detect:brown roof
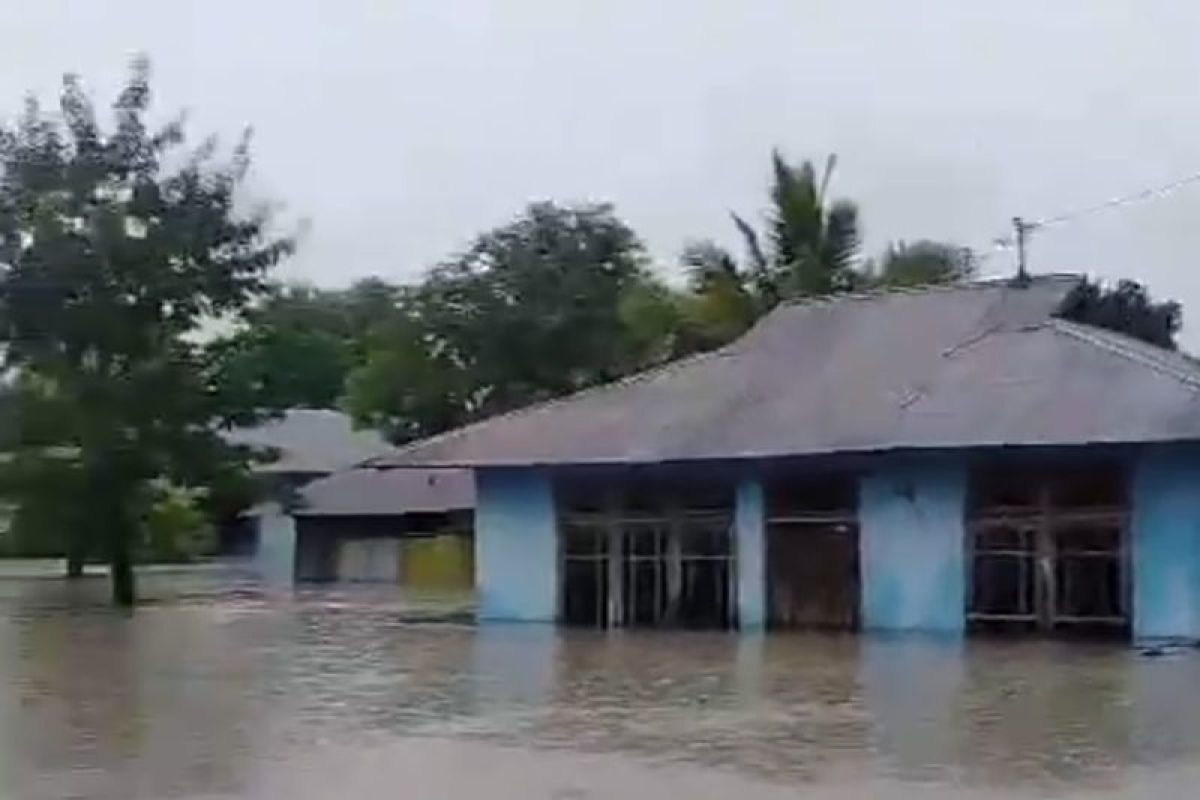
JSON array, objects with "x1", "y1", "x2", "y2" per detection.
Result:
[
  {"x1": 375, "y1": 275, "x2": 1200, "y2": 468},
  {"x1": 294, "y1": 467, "x2": 474, "y2": 517}
]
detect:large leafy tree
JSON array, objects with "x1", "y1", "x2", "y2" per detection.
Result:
[
  {"x1": 214, "y1": 286, "x2": 354, "y2": 411},
  {"x1": 214, "y1": 277, "x2": 408, "y2": 412},
  {"x1": 347, "y1": 202, "x2": 660, "y2": 441},
  {"x1": 0, "y1": 60, "x2": 291, "y2": 604}
]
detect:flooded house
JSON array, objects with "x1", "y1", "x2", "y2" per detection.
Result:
[
  {"x1": 292, "y1": 466, "x2": 474, "y2": 589},
  {"x1": 377, "y1": 275, "x2": 1200, "y2": 643},
  {"x1": 222, "y1": 409, "x2": 395, "y2": 582}
]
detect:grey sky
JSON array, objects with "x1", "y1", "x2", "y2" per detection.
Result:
[{"x1": 4, "y1": 1, "x2": 1200, "y2": 344}]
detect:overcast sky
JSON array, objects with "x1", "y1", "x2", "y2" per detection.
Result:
[{"x1": 4, "y1": 1, "x2": 1200, "y2": 344}]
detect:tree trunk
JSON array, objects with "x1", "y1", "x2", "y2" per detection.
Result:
[
  {"x1": 66, "y1": 530, "x2": 86, "y2": 578},
  {"x1": 110, "y1": 535, "x2": 135, "y2": 607},
  {"x1": 85, "y1": 443, "x2": 139, "y2": 607},
  {"x1": 103, "y1": 491, "x2": 136, "y2": 607}
]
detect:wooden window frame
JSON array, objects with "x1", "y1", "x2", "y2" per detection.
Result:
[
  {"x1": 965, "y1": 469, "x2": 1130, "y2": 633},
  {"x1": 557, "y1": 490, "x2": 736, "y2": 630}
]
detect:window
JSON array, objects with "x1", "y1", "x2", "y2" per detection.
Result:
[
  {"x1": 561, "y1": 521, "x2": 610, "y2": 627},
  {"x1": 969, "y1": 521, "x2": 1036, "y2": 620},
  {"x1": 966, "y1": 463, "x2": 1129, "y2": 636},
  {"x1": 557, "y1": 478, "x2": 736, "y2": 629}
]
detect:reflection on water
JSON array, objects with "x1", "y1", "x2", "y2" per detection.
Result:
[{"x1": 1, "y1": 565, "x2": 1200, "y2": 799}]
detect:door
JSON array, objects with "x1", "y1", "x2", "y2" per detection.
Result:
[
  {"x1": 767, "y1": 521, "x2": 860, "y2": 630},
  {"x1": 764, "y1": 472, "x2": 861, "y2": 631}
]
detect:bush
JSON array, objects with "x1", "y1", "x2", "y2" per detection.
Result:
[{"x1": 139, "y1": 484, "x2": 217, "y2": 563}]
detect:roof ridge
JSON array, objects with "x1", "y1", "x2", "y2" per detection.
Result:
[
  {"x1": 372, "y1": 343, "x2": 741, "y2": 468},
  {"x1": 1050, "y1": 319, "x2": 1200, "y2": 392},
  {"x1": 771, "y1": 273, "x2": 1082, "y2": 311}
]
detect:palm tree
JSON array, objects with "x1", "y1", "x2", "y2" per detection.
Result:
[{"x1": 732, "y1": 150, "x2": 862, "y2": 304}]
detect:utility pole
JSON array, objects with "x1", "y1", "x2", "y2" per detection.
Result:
[{"x1": 1012, "y1": 216, "x2": 1033, "y2": 286}]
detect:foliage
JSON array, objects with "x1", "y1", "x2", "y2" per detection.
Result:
[
  {"x1": 139, "y1": 482, "x2": 216, "y2": 562},
  {"x1": 212, "y1": 277, "x2": 409, "y2": 412},
  {"x1": 677, "y1": 240, "x2": 761, "y2": 351},
  {"x1": 864, "y1": 240, "x2": 977, "y2": 288},
  {"x1": 0, "y1": 59, "x2": 290, "y2": 603},
  {"x1": 346, "y1": 202, "x2": 660, "y2": 442},
  {"x1": 673, "y1": 153, "x2": 969, "y2": 356},
  {"x1": 616, "y1": 276, "x2": 688, "y2": 366},
  {"x1": 1056, "y1": 278, "x2": 1182, "y2": 350},
  {"x1": 213, "y1": 286, "x2": 354, "y2": 411},
  {"x1": 732, "y1": 151, "x2": 862, "y2": 304},
  {"x1": 345, "y1": 311, "x2": 471, "y2": 442},
  {"x1": 258, "y1": 153, "x2": 989, "y2": 443},
  {"x1": 0, "y1": 450, "x2": 85, "y2": 558}
]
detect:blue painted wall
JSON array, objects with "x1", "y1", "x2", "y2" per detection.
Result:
[
  {"x1": 736, "y1": 478, "x2": 766, "y2": 629},
  {"x1": 1132, "y1": 449, "x2": 1200, "y2": 642},
  {"x1": 475, "y1": 469, "x2": 558, "y2": 622},
  {"x1": 254, "y1": 502, "x2": 296, "y2": 586},
  {"x1": 859, "y1": 459, "x2": 967, "y2": 634}
]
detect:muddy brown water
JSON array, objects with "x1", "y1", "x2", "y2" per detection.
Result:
[{"x1": 1, "y1": 564, "x2": 1199, "y2": 799}]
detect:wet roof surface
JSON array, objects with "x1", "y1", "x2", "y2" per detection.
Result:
[{"x1": 379, "y1": 276, "x2": 1200, "y2": 468}]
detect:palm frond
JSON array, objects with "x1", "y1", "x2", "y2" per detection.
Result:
[
  {"x1": 821, "y1": 199, "x2": 861, "y2": 274},
  {"x1": 817, "y1": 154, "x2": 838, "y2": 207},
  {"x1": 731, "y1": 212, "x2": 767, "y2": 274}
]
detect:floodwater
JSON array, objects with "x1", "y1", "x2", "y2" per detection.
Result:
[{"x1": 2, "y1": 565, "x2": 1200, "y2": 799}]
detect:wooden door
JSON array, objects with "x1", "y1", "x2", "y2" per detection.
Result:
[{"x1": 767, "y1": 521, "x2": 860, "y2": 630}]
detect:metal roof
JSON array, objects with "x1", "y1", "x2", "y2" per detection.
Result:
[
  {"x1": 375, "y1": 275, "x2": 1200, "y2": 468},
  {"x1": 224, "y1": 409, "x2": 394, "y2": 475},
  {"x1": 294, "y1": 467, "x2": 474, "y2": 517}
]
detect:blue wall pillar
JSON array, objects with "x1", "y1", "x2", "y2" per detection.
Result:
[
  {"x1": 253, "y1": 501, "x2": 296, "y2": 587},
  {"x1": 1132, "y1": 450, "x2": 1200, "y2": 643},
  {"x1": 736, "y1": 477, "x2": 766, "y2": 629},
  {"x1": 475, "y1": 469, "x2": 558, "y2": 622},
  {"x1": 859, "y1": 459, "x2": 967, "y2": 634}
]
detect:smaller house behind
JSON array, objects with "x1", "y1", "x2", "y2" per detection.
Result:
[
  {"x1": 293, "y1": 467, "x2": 474, "y2": 589},
  {"x1": 221, "y1": 409, "x2": 395, "y2": 580}
]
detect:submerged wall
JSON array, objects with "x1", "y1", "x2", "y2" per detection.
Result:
[
  {"x1": 475, "y1": 469, "x2": 557, "y2": 621},
  {"x1": 859, "y1": 459, "x2": 967, "y2": 634},
  {"x1": 1132, "y1": 449, "x2": 1200, "y2": 643},
  {"x1": 470, "y1": 447, "x2": 1200, "y2": 640}
]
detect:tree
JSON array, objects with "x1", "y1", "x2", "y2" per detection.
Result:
[
  {"x1": 0, "y1": 60, "x2": 291, "y2": 604},
  {"x1": 346, "y1": 202, "x2": 659, "y2": 441},
  {"x1": 733, "y1": 151, "x2": 862, "y2": 303},
  {"x1": 676, "y1": 240, "x2": 762, "y2": 351},
  {"x1": 864, "y1": 240, "x2": 977, "y2": 288},
  {"x1": 140, "y1": 482, "x2": 217, "y2": 563},
  {"x1": 213, "y1": 277, "x2": 409, "y2": 413},
  {"x1": 0, "y1": 448, "x2": 88, "y2": 561},
  {"x1": 642, "y1": 151, "x2": 866, "y2": 358},
  {"x1": 213, "y1": 285, "x2": 355, "y2": 411},
  {"x1": 1056, "y1": 278, "x2": 1182, "y2": 350},
  {"x1": 616, "y1": 275, "x2": 688, "y2": 368}
]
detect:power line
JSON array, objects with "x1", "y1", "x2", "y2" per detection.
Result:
[
  {"x1": 968, "y1": 167, "x2": 1200, "y2": 274},
  {"x1": 1035, "y1": 169, "x2": 1200, "y2": 230}
]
